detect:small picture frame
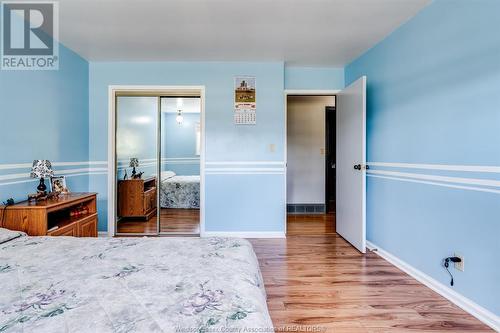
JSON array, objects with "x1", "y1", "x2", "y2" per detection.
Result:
[{"x1": 50, "y1": 176, "x2": 69, "y2": 194}]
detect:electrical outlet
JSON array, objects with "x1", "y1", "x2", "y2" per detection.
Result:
[{"x1": 454, "y1": 253, "x2": 464, "y2": 272}]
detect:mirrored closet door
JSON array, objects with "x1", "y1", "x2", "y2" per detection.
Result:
[
  {"x1": 115, "y1": 94, "x2": 201, "y2": 236},
  {"x1": 159, "y1": 97, "x2": 201, "y2": 234},
  {"x1": 116, "y1": 96, "x2": 159, "y2": 235}
]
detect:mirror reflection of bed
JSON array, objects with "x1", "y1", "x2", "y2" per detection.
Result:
[
  {"x1": 159, "y1": 172, "x2": 199, "y2": 233},
  {"x1": 160, "y1": 97, "x2": 200, "y2": 234},
  {"x1": 115, "y1": 95, "x2": 200, "y2": 235}
]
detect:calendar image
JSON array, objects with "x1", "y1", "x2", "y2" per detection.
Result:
[
  {"x1": 234, "y1": 76, "x2": 256, "y2": 110},
  {"x1": 234, "y1": 109, "x2": 256, "y2": 125}
]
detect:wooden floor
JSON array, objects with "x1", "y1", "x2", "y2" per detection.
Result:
[
  {"x1": 117, "y1": 208, "x2": 199, "y2": 234},
  {"x1": 249, "y1": 214, "x2": 491, "y2": 332},
  {"x1": 161, "y1": 209, "x2": 200, "y2": 233},
  {"x1": 287, "y1": 212, "x2": 335, "y2": 235}
]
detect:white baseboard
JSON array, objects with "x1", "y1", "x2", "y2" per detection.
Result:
[
  {"x1": 366, "y1": 241, "x2": 500, "y2": 331},
  {"x1": 202, "y1": 231, "x2": 286, "y2": 238},
  {"x1": 97, "y1": 231, "x2": 286, "y2": 238}
]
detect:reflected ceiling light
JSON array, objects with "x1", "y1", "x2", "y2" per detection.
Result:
[
  {"x1": 132, "y1": 116, "x2": 151, "y2": 124},
  {"x1": 176, "y1": 109, "x2": 184, "y2": 125}
]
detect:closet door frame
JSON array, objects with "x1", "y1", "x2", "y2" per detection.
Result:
[{"x1": 108, "y1": 86, "x2": 206, "y2": 237}]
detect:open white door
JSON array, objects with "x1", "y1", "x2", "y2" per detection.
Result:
[{"x1": 336, "y1": 76, "x2": 367, "y2": 253}]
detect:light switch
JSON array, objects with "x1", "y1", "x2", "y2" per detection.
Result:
[{"x1": 269, "y1": 144, "x2": 276, "y2": 152}]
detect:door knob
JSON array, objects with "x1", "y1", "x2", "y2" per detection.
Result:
[{"x1": 354, "y1": 164, "x2": 361, "y2": 170}]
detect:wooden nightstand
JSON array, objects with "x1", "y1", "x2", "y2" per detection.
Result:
[
  {"x1": 118, "y1": 177, "x2": 157, "y2": 220},
  {"x1": 1, "y1": 193, "x2": 98, "y2": 237}
]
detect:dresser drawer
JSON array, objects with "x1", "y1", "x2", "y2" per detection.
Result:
[
  {"x1": 47, "y1": 222, "x2": 78, "y2": 237},
  {"x1": 143, "y1": 188, "x2": 156, "y2": 213},
  {"x1": 78, "y1": 214, "x2": 98, "y2": 237},
  {"x1": 149, "y1": 188, "x2": 157, "y2": 209}
]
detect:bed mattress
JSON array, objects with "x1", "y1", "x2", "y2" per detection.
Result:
[
  {"x1": 0, "y1": 232, "x2": 272, "y2": 332},
  {"x1": 160, "y1": 175, "x2": 200, "y2": 209}
]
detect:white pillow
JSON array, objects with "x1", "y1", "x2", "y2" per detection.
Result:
[
  {"x1": 0, "y1": 228, "x2": 26, "y2": 244},
  {"x1": 161, "y1": 171, "x2": 176, "y2": 181}
]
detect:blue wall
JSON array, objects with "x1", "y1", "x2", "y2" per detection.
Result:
[
  {"x1": 346, "y1": 0, "x2": 500, "y2": 315},
  {"x1": 116, "y1": 96, "x2": 158, "y2": 179},
  {"x1": 89, "y1": 62, "x2": 286, "y2": 232},
  {"x1": 162, "y1": 113, "x2": 200, "y2": 175},
  {"x1": 0, "y1": 44, "x2": 89, "y2": 203},
  {"x1": 285, "y1": 66, "x2": 344, "y2": 90}
]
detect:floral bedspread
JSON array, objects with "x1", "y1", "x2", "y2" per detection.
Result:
[
  {"x1": 160, "y1": 176, "x2": 200, "y2": 209},
  {"x1": 0, "y1": 235, "x2": 272, "y2": 332}
]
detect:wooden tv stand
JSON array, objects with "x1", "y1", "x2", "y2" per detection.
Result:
[{"x1": 1, "y1": 193, "x2": 98, "y2": 237}]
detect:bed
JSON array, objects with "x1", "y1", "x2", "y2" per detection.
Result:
[
  {"x1": 0, "y1": 228, "x2": 273, "y2": 332},
  {"x1": 160, "y1": 171, "x2": 200, "y2": 209}
]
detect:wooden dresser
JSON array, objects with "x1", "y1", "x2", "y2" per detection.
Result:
[
  {"x1": 118, "y1": 177, "x2": 157, "y2": 219},
  {"x1": 1, "y1": 193, "x2": 98, "y2": 237}
]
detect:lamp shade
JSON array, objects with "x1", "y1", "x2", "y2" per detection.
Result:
[
  {"x1": 129, "y1": 158, "x2": 139, "y2": 168},
  {"x1": 30, "y1": 160, "x2": 54, "y2": 179}
]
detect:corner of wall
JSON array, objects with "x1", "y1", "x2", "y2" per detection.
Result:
[{"x1": 0, "y1": 39, "x2": 91, "y2": 202}]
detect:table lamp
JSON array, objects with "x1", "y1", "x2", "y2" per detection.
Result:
[
  {"x1": 30, "y1": 160, "x2": 54, "y2": 193},
  {"x1": 130, "y1": 158, "x2": 139, "y2": 178}
]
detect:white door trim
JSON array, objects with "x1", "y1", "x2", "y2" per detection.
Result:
[
  {"x1": 107, "y1": 85, "x2": 206, "y2": 237},
  {"x1": 284, "y1": 89, "x2": 340, "y2": 235}
]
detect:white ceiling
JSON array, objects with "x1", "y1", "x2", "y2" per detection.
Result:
[{"x1": 58, "y1": 0, "x2": 431, "y2": 66}]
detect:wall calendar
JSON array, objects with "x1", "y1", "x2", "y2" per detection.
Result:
[{"x1": 234, "y1": 76, "x2": 256, "y2": 125}]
